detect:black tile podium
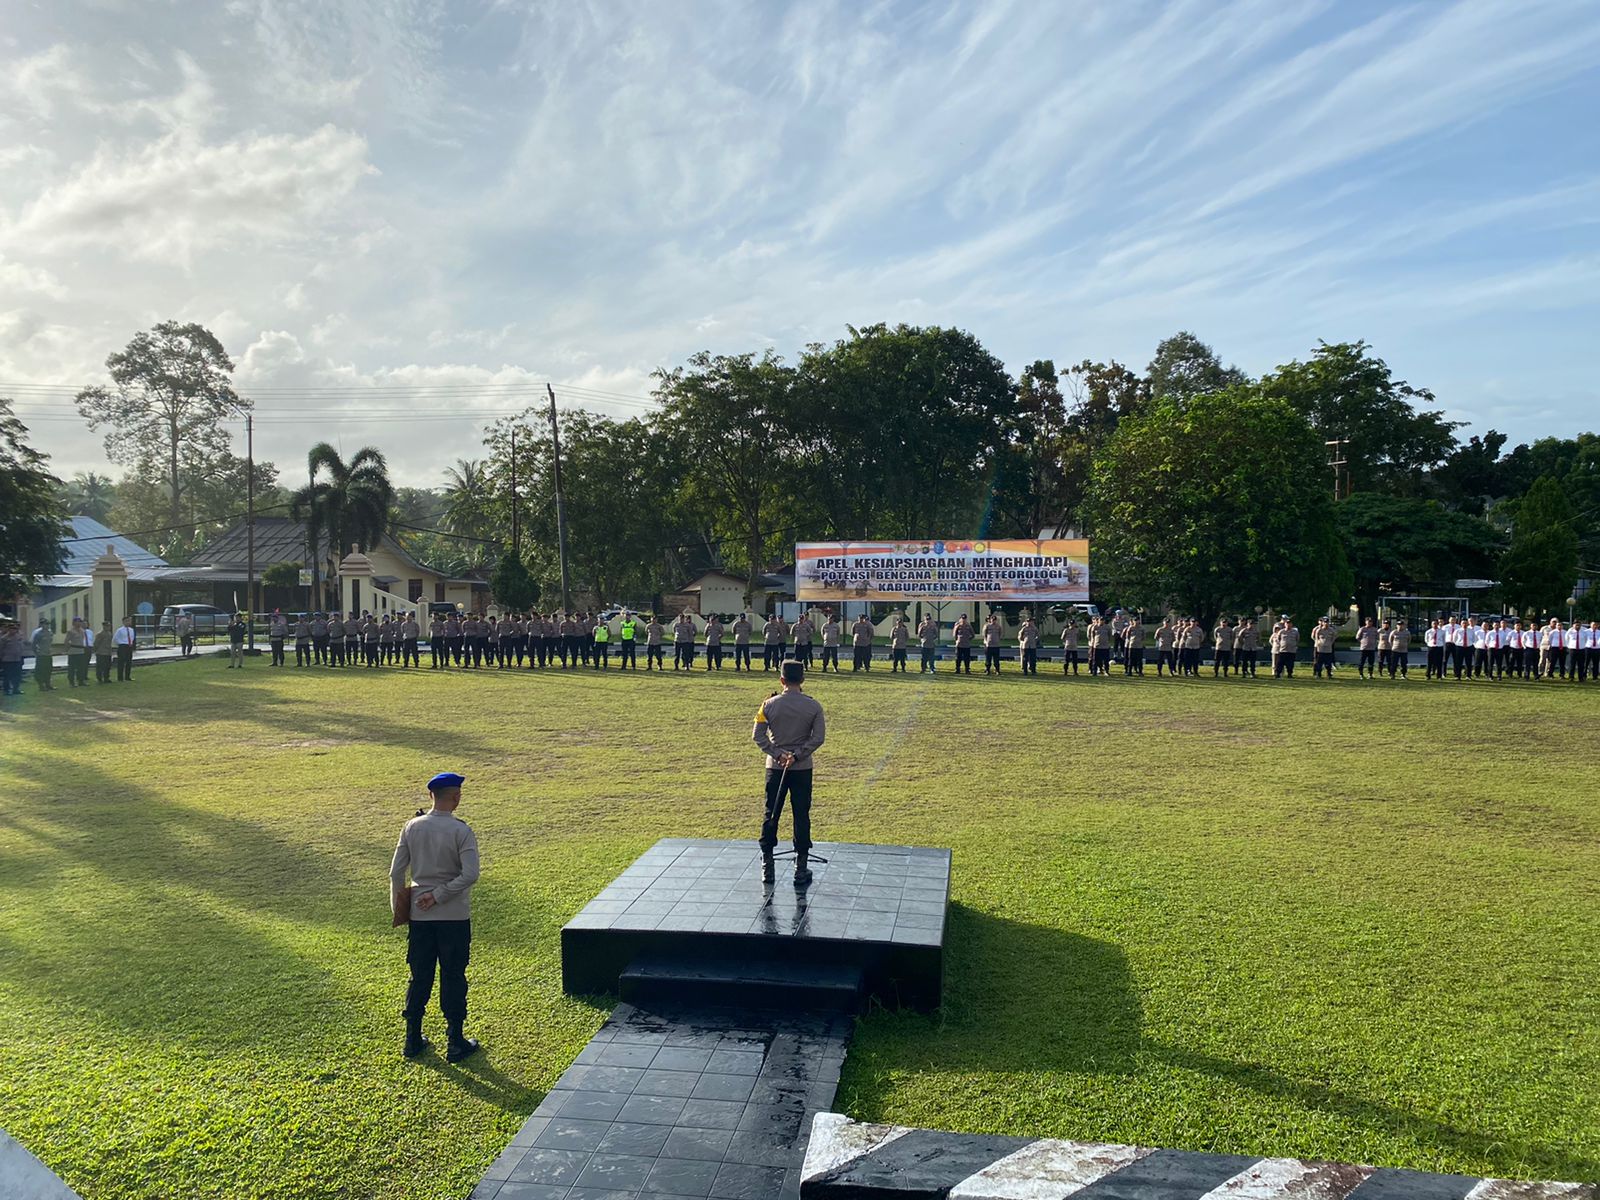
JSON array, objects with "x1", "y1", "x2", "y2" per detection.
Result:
[{"x1": 561, "y1": 839, "x2": 950, "y2": 1012}]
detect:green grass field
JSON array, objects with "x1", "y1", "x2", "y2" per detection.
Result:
[{"x1": 1, "y1": 658, "x2": 1597, "y2": 1198}]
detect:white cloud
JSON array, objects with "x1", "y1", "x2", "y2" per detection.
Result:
[
  {"x1": 4, "y1": 124, "x2": 375, "y2": 264},
  {"x1": 0, "y1": 256, "x2": 68, "y2": 300}
]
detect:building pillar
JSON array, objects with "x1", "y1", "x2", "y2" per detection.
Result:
[
  {"x1": 90, "y1": 545, "x2": 130, "y2": 635},
  {"x1": 339, "y1": 548, "x2": 375, "y2": 619}
]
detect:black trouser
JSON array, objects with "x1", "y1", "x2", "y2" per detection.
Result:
[
  {"x1": 1313, "y1": 651, "x2": 1334, "y2": 677},
  {"x1": 405, "y1": 919, "x2": 471, "y2": 1025},
  {"x1": 983, "y1": 647, "x2": 1000, "y2": 673},
  {"x1": 707, "y1": 644, "x2": 723, "y2": 669},
  {"x1": 346, "y1": 638, "x2": 360, "y2": 667},
  {"x1": 760, "y1": 768, "x2": 812, "y2": 855},
  {"x1": 675, "y1": 642, "x2": 694, "y2": 669},
  {"x1": 1215, "y1": 650, "x2": 1233, "y2": 676},
  {"x1": 295, "y1": 641, "x2": 310, "y2": 666},
  {"x1": 892, "y1": 647, "x2": 908, "y2": 672},
  {"x1": 595, "y1": 642, "x2": 610, "y2": 667},
  {"x1": 763, "y1": 643, "x2": 782, "y2": 670},
  {"x1": 364, "y1": 641, "x2": 379, "y2": 665},
  {"x1": 921, "y1": 646, "x2": 935, "y2": 672},
  {"x1": 1474, "y1": 647, "x2": 1490, "y2": 677},
  {"x1": 796, "y1": 642, "x2": 814, "y2": 667},
  {"x1": 820, "y1": 646, "x2": 838, "y2": 671},
  {"x1": 1391, "y1": 650, "x2": 1406, "y2": 677},
  {"x1": 567, "y1": 635, "x2": 585, "y2": 666},
  {"x1": 1126, "y1": 647, "x2": 1144, "y2": 675},
  {"x1": 1240, "y1": 649, "x2": 1258, "y2": 676},
  {"x1": 117, "y1": 645, "x2": 134, "y2": 680},
  {"x1": 1425, "y1": 647, "x2": 1442, "y2": 678},
  {"x1": 736, "y1": 644, "x2": 752, "y2": 669},
  {"x1": 578, "y1": 636, "x2": 590, "y2": 667},
  {"x1": 1093, "y1": 648, "x2": 1112, "y2": 675},
  {"x1": 1157, "y1": 649, "x2": 1174, "y2": 674},
  {"x1": 403, "y1": 638, "x2": 419, "y2": 667},
  {"x1": 67, "y1": 653, "x2": 88, "y2": 685},
  {"x1": 1062, "y1": 648, "x2": 1079, "y2": 674},
  {"x1": 854, "y1": 645, "x2": 872, "y2": 671},
  {"x1": 430, "y1": 639, "x2": 442, "y2": 667},
  {"x1": 619, "y1": 641, "x2": 636, "y2": 669},
  {"x1": 180, "y1": 634, "x2": 194, "y2": 657},
  {"x1": 313, "y1": 635, "x2": 329, "y2": 664},
  {"x1": 647, "y1": 645, "x2": 664, "y2": 668},
  {"x1": 955, "y1": 646, "x2": 972, "y2": 673},
  {"x1": 94, "y1": 653, "x2": 111, "y2": 683},
  {"x1": 1273, "y1": 652, "x2": 1295, "y2": 677},
  {"x1": 271, "y1": 639, "x2": 285, "y2": 666},
  {"x1": 1021, "y1": 647, "x2": 1037, "y2": 674},
  {"x1": 1359, "y1": 648, "x2": 1375, "y2": 675}
]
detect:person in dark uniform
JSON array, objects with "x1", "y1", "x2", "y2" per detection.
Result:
[
  {"x1": 753, "y1": 661, "x2": 826, "y2": 886},
  {"x1": 344, "y1": 611, "x2": 361, "y2": 668},
  {"x1": 402, "y1": 612, "x2": 421, "y2": 668},
  {"x1": 888, "y1": 615, "x2": 909, "y2": 672},
  {"x1": 704, "y1": 614, "x2": 724, "y2": 670},
  {"x1": 312, "y1": 612, "x2": 330, "y2": 664},
  {"x1": 391, "y1": 772, "x2": 481, "y2": 1063}
]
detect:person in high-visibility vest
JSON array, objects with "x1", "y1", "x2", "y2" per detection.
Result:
[
  {"x1": 618, "y1": 613, "x2": 638, "y2": 670},
  {"x1": 593, "y1": 617, "x2": 611, "y2": 669}
]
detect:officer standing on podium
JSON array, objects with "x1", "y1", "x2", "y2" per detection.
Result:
[{"x1": 753, "y1": 661, "x2": 827, "y2": 887}]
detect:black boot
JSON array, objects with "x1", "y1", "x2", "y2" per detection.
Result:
[
  {"x1": 760, "y1": 851, "x2": 775, "y2": 884},
  {"x1": 446, "y1": 1021, "x2": 480, "y2": 1063},
  {"x1": 792, "y1": 851, "x2": 812, "y2": 888},
  {"x1": 402, "y1": 1013, "x2": 430, "y2": 1059}
]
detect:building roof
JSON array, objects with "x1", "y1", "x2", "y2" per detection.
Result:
[
  {"x1": 196, "y1": 517, "x2": 327, "y2": 570},
  {"x1": 678, "y1": 570, "x2": 749, "y2": 591},
  {"x1": 59, "y1": 516, "x2": 167, "y2": 572}
]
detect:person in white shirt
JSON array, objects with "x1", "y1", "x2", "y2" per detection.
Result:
[
  {"x1": 1521, "y1": 621, "x2": 1540, "y2": 679},
  {"x1": 1471, "y1": 621, "x2": 1490, "y2": 678},
  {"x1": 1584, "y1": 621, "x2": 1600, "y2": 683},
  {"x1": 1538, "y1": 621, "x2": 1561, "y2": 679},
  {"x1": 113, "y1": 616, "x2": 137, "y2": 682},
  {"x1": 1423, "y1": 620, "x2": 1443, "y2": 680},
  {"x1": 1441, "y1": 619, "x2": 1462, "y2": 679}
]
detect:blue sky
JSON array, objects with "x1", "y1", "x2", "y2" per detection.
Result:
[{"x1": 2, "y1": 0, "x2": 1598, "y2": 486}]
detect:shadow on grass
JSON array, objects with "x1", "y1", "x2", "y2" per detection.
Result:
[
  {"x1": 412, "y1": 1050, "x2": 543, "y2": 1114},
  {"x1": 0, "y1": 754, "x2": 381, "y2": 1045},
  {"x1": 842, "y1": 904, "x2": 1600, "y2": 1181}
]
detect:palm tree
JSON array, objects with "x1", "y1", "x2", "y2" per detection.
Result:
[
  {"x1": 290, "y1": 444, "x2": 393, "y2": 608},
  {"x1": 443, "y1": 458, "x2": 491, "y2": 538},
  {"x1": 65, "y1": 471, "x2": 116, "y2": 522}
]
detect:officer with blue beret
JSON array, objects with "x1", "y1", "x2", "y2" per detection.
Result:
[{"x1": 390, "y1": 772, "x2": 481, "y2": 1061}]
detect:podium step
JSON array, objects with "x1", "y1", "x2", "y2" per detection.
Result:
[{"x1": 620, "y1": 952, "x2": 865, "y2": 1013}]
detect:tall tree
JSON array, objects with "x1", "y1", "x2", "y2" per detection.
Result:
[
  {"x1": 74, "y1": 322, "x2": 248, "y2": 529},
  {"x1": 1257, "y1": 341, "x2": 1459, "y2": 496},
  {"x1": 1052, "y1": 359, "x2": 1150, "y2": 531},
  {"x1": 1429, "y1": 430, "x2": 1509, "y2": 514},
  {"x1": 655, "y1": 350, "x2": 795, "y2": 603},
  {"x1": 1145, "y1": 331, "x2": 1246, "y2": 403},
  {"x1": 0, "y1": 398, "x2": 69, "y2": 596},
  {"x1": 289, "y1": 444, "x2": 393, "y2": 607},
  {"x1": 1336, "y1": 493, "x2": 1500, "y2": 620},
  {"x1": 107, "y1": 453, "x2": 281, "y2": 563},
  {"x1": 442, "y1": 458, "x2": 496, "y2": 541},
  {"x1": 1084, "y1": 386, "x2": 1350, "y2": 627},
  {"x1": 791, "y1": 324, "x2": 1017, "y2": 540},
  {"x1": 1001, "y1": 360, "x2": 1070, "y2": 536},
  {"x1": 1498, "y1": 476, "x2": 1579, "y2": 617}
]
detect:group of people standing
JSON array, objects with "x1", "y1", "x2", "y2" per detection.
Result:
[
  {"x1": 260, "y1": 612, "x2": 424, "y2": 669},
  {"x1": 1418, "y1": 615, "x2": 1600, "y2": 681},
  {"x1": 0, "y1": 615, "x2": 138, "y2": 694}
]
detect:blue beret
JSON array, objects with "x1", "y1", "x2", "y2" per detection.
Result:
[{"x1": 427, "y1": 772, "x2": 466, "y2": 791}]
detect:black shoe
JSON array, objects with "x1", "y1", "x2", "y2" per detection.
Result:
[
  {"x1": 761, "y1": 854, "x2": 775, "y2": 884},
  {"x1": 446, "y1": 1034, "x2": 481, "y2": 1063},
  {"x1": 792, "y1": 853, "x2": 812, "y2": 887},
  {"x1": 403, "y1": 1031, "x2": 431, "y2": 1059}
]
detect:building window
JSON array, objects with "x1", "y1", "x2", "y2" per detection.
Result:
[
  {"x1": 409, "y1": 579, "x2": 423, "y2": 602},
  {"x1": 435, "y1": 582, "x2": 446, "y2": 602}
]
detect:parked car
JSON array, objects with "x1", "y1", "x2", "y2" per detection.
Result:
[{"x1": 157, "y1": 604, "x2": 232, "y2": 633}]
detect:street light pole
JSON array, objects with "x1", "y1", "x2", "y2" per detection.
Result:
[{"x1": 548, "y1": 383, "x2": 572, "y2": 613}]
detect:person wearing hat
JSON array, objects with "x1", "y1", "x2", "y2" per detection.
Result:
[
  {"x1": 753, "y1": 661, "x2": 826, "y2": 886},
  {"x1": 268, "y1": 611, "x2": 288, "y2": 667},
  {"x1": 294, "y1": 614, "x2": 312, "y2": 667},
  {"x1": 226, "y1": 612, "x2": 247, "y2": 668},
  {"x1": 311, "y1": 611, "x2": 330, "y2": 665},
  {"x1": 391, "y1": 771, "x2": 481, "y2": 1063},
  {"x1": 92, "y1": 619, "x2": 115, "y2": 684},
  {"x1": 0, "y1": 619, "x2": 25, "y2": 695},
  {"x1": 65, "y1": 616, "x2": 90, "y2": 686},
  {"x1": 30, "y1": 618, "x2": 55, "y2": 691},
  {"x1": 1271, "y1": 615, "x2": 1299, "y2": 678}
]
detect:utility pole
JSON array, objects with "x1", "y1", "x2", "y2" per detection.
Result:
[
  {"x1": 246, "y1": 412, "x2": 256, "y2": 651},
  {"x1": 548, "y1": 383, "x2": 572, "y2": 613},
  {"x1": 1326, "y1": 438, "x2": 1350, "y2": 501},
  {"x1": 510, "y1": 424, "x2": 520, "y2": 556}
]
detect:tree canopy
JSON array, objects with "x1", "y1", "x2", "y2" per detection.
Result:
[
  {"x1": 1085, "y1": 387, "x2": 1350, "y2": 626},
  {"x1": 0, "y1": 398, "x2": 69, "y2": 596}
]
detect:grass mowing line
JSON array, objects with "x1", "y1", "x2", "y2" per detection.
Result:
[{"x1": 0, "y1": 661, "x2": 1596, "y2": 1198}]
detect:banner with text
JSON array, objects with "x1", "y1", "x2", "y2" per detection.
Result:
[{"x1": 795, "y1": 539, "x2": 1090, "y2": 602}]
